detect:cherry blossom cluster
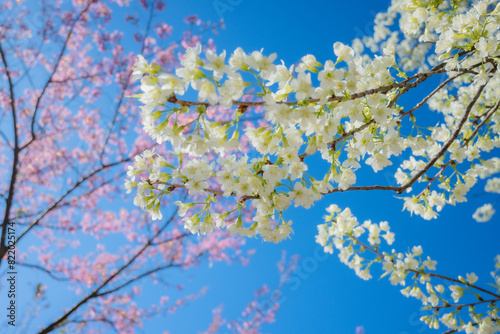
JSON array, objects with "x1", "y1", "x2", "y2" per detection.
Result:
[
  {"x1": 317, "y1": 204, "x2": 500, "y2": 333},
  {"x1": 473, "y1": 176, "x2": 500, "y2": 222},
  {"x1": 126, "y1": 0, "x2": 500, "y2": 244}
]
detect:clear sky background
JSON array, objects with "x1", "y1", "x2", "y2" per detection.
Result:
[{"x1": 10, "y1": 1, "x2": 498, "y2": 333}]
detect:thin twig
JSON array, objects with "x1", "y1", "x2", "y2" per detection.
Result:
[{"x1": 21, "y1": 0, "x2": 94, "y2": 151}]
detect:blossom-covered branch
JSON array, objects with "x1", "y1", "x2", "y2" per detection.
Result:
[
  {"x1": 127, "y1": 1, "x2": 500, "y2": 242},
  {"x1": 316, "y1": 204, "x2": 500, "y2": 333}
]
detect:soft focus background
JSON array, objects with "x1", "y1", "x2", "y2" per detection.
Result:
[{"x1": 1, "y1": 1, "x2": 498, "y2": 334}]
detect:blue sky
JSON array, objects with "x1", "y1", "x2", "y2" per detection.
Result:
[
  {"x1": 4, "y1": 1, "x2": 499, "y2": 333},
  {"x1": 137, "y1": 1, "x2": 500, "y2": 334},
  {"x1": 125, "y1": 0, "x2": 500, "y2": 333},
  {"x1": 153, "y1": 0, "x2": 500, "y2": 334}
]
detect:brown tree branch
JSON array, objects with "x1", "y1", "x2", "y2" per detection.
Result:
[
  {"x1": 349, "y1": 235, "x2": 500, "y2": 299},
  {"x1": 0, "y1": 39, "x2": 20, "y2": 267},
  {"x1": 395, "y1": 73, "x2": 493, "y2": 194},
  {"x1": 21, "y1": 0, "x2": 94, "y2": 151},
  {"x1": 431, "y1": 297, "x2": 500, "y2": 311},
  {"x1": 17, "y1": 263, "x2": 69, "y2": 281},
  {"x1": 11, "y1": 158, "x2": 131, "y2": 253},
  {"x1": 167, "y1": 65, "x2": 450, "y2": 109},
  {"x1": 37, "y1": 209, "x2": 180, "y2": 334}
]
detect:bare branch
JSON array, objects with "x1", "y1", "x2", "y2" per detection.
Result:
[
  {"x1": 17, "y1": 263, "x2": 69, "y2": 281},
  {"x1": 12, "y1": 158, "x2": 131, "y2": 251},
  {"x1": 37, "y1": 210, "x2": 179, "y2": 334},
  {"x1": 21, "y1": 0, "x2": 94, "y2": 151},
  {"x1": 0, "y1": 39, "x2": 20, "y2": 267}
]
